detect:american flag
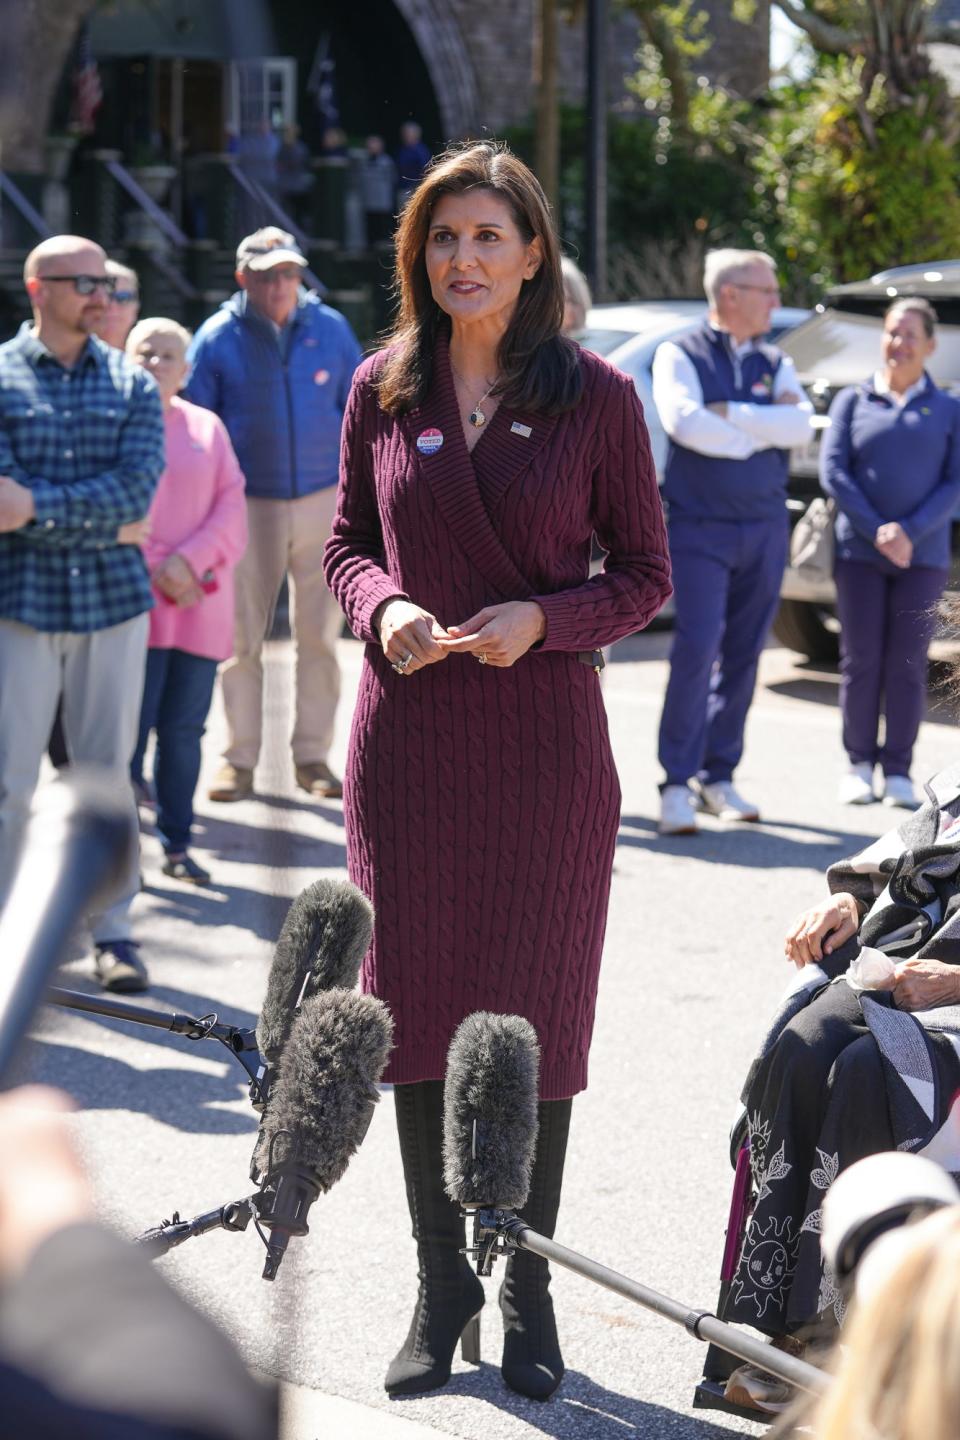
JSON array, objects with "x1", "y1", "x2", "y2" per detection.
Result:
[{"x1": 70, "y1": 24, "x2": 103, "y2": 134}]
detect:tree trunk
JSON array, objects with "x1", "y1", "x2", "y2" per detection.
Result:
[{"x1": 0, "y1": 0, "x2": 97, "y2": 174}]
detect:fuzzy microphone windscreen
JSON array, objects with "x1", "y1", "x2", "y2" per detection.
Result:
[
  {"x1": 252, "y1": 989, "x2": 394, "y2": 1191},
  {"x1": 442, "y1": 1012, "x2": 540, "y2": 1210},
  {"x1": 256, "y1": 879, "x2": 374, "y2": 1061}
]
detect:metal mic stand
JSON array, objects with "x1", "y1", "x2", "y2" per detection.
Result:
[
  {"x1": 47, "y1": 986, "x2": 268, "y2": 1106},
  {"x1": 466, "y1": 1208, "x2": 827, "y2": 1401}
]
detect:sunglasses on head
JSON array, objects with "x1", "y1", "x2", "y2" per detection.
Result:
[{"x1": 40, "y1": 274, "x2": 117, "y2": 296}]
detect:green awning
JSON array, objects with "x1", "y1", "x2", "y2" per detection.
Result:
[{"x1": 89, "y1": 0, "x2": 274, "y2": 61}]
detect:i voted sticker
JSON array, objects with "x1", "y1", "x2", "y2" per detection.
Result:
[
  {"x1": 417, "y1": 427, "x2": 444, "y2": 455},
  {"x1": 313, "y1": 369, "x2": 330, "y2": 386}
]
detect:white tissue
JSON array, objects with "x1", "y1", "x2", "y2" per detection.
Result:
[{"x1": 845, "y1": 946, "x2": 898, "y2": 994}]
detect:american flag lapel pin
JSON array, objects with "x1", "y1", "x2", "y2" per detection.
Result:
[{"x1": 510, "y1": 421, "x2": 533, "y2": 438}]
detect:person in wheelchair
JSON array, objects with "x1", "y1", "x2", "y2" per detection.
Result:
[{"x1": 720, "y1": 761, "x2": 960, "y2": 1415}]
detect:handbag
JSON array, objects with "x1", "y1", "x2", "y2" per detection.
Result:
[{"x1": 790, "y1": 496, "x2": 836, "y2": 582}]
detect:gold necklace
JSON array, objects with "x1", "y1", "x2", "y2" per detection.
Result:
[{"x1": 451, "y1": 362, "x2": 498, "y2": 428}]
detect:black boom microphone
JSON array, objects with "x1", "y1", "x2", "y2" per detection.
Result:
[
  {"x1": 255, "y1": 878, "x2": 374, "y2": 1065},
  {"x1": 443, "y1": 1011, "x2": 540, "y2": 1210},
  {"x1": 443, "y1": 1012, "x2": 827, "y2": 1400},
  {"x1": 0, "y1": 768, "x2": 134, "y2": 1084},
  {"x1": 252, "y1": 987, "x2": 393, "y2": 1279}
]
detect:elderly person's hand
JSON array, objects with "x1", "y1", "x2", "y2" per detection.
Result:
[
  {"x1": 892, "y1": 958, "x2": 960, "y2": 1011},
  {"x1": 875, "y1": 522, "x2": 913, "y2": 568},
  {"x1": 375, "y1": 598, "x2": 449, "y2": 676},
  {"x1": 784, "y1": 891, "x2": 861, "y2": 968},
  {"x1": 438, "y1": 601, "x2": 547, "y2": 668},
  {"x1": 153, "y1": 553, "x2": 199, "y2": 603}
]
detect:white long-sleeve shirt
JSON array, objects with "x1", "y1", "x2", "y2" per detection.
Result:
[{"x1": 652, "y1": 329, "x2": 814, "y2": 460}]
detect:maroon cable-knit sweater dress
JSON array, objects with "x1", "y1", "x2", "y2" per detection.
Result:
[{"x1": 324, "y1": 331, "x2": 671, "y2": 1098}]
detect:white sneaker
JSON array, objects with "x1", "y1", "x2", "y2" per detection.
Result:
[
  {"x1": 696, "y1": 781, "x2": 760, "y2": 822},
  {"x1": 838, "y1": 762, "x2": 875, "y2": 805},
  {"x1": 882, "y1": 774, "x2": 919, "y2": 809},
  {"x1": 659, "y1": 785, "x2": 699, "y2": 835}
]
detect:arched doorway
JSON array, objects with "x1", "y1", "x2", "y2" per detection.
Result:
[{"x1": 270, "y1": 0, "x2": 464, "y2": 153}]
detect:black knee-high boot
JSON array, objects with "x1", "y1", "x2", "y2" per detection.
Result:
[
  {"x1": 499, "y1": 1097, "x2": 572, "y2": 1400},
  {"x1": 385, "y1": 1080, "x2": 486, "y2": 1395}
]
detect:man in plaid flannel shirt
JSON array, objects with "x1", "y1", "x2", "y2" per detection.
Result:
[{"x1": 0, "y1": 235, "x2": 164, "y2": 992}]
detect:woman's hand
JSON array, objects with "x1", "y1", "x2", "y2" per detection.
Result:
[
  {"x1": 376, "y1": 599, "x2": 449, "y2": 676},
  {"x1": 436, "y1": 602, "x2": 547, "y2": 668},
  {"x1": 784, "y1": 892, "x2": 861, "y2": 968},
  {"x1": 875, "y1": 522, "x2": 913, "y2": 569},
  {"x1": 892, "y1": 958, "x2": 960, "y2": 1011}
]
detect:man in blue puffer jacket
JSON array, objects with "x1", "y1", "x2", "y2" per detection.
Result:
[{"x1": 186, "y1": 227, "x2": 361, "y2": 802}]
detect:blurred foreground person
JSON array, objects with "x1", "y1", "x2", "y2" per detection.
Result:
[
  {"x1": 0, "y1": 1085, "x2": 276, "y2": 1440},
  {"x1": 0, "y1": 235, "x2": 162, "y2": 992},
  {"x1": 779, "y1": 1206, "x2": 960, "y2": 1440},
  {"x1": 821, "y1": 297, "x2": 960, "y2": 809},
  {"x1": 127, "y1": 318, "x2": 247, "y2": 885},
  {"x1": 325, "y1": 140, "x2": 671, "y2": 1400}
]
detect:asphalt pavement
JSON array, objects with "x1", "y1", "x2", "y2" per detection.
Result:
[{"x1": 15, "y1": 627, "x2": 959, "y2": 1440}]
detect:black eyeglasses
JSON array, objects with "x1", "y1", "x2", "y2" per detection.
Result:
[
  {"x1": 110, "y1": 290, "x2": 139, "y2": 304},
  {"x1": 39, "y1": 275, "x2": 117, "y2": 296}
]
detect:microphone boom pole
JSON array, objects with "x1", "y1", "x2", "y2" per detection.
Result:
[{"x1": 467, "y1": 1209, "x2": 826, "y2": 1398}]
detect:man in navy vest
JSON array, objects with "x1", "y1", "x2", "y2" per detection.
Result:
[{"x1": 652, "y1": 249, "x2": 813, "y2": 835}]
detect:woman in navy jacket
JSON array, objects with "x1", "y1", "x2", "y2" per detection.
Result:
[{"x1": 821, "y1": 297, "x2": 960, "y2": 807}]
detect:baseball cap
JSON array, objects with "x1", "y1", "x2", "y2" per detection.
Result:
[{"x1": 236, "y1": 226, "x2": 308, "y2": 272}]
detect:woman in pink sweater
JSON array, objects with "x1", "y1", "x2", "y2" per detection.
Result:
[{"x1": 128, "y1": 319, "x2": 247, "y2": 884}]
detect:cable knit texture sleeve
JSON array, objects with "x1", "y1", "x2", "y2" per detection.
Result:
[
  {"x1": 324, "y1": 357, "x2": 408, "y2": 642},
  {"x1": 533, "y1": 364, "x2": 672, "y2": 651}
]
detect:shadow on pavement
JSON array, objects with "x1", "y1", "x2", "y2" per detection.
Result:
[
  {"x1": 187, "y1": 812, "x2": 347, "y2": 866},
  {"x1": 617, "y1": 813, "x2": 877, "y2": 871},
  {"x1": 243, "y1": 790, "x2": 347, "y2": 825},
  {"x1": 392, "y1": 1364, "x2": 755, "y2": 1437},
  {"x1": 16, "y1": 1036, "x2": 257, "y2": 1137},
  {"x1": 139, "y1": 880, "x2": 295, "y2": 945}
]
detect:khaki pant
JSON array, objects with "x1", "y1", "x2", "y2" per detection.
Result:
[
  {"x1": 221, "y1": 486, "x2": 342, "y2": 770},
  {"x1": 0, "y1": 613, "x2": 148, "y2": 942}
]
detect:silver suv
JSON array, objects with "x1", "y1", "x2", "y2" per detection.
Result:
[{"x1": 775, "y1": 260, "x2": 960, "y2": 659}]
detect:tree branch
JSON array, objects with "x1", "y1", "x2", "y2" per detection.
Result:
[{"x1": 771, "y1": 0, "x2": 862, "y2": 54}]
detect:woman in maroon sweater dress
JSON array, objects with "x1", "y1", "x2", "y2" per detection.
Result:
[{"x1": 324, "y1": 143, "x2": 671, "y2": 1401}]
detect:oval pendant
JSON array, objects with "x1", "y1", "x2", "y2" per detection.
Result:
[{"x1": 469, "y1": 408, "x2": 486, "y2": 428}]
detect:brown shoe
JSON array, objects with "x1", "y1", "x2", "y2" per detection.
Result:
[
  {"x1": 295, "y1": 761, "x2": 343, "y2": 799},
  {"x1": 207, "y1": 763, "x2": 253, "y2": 802}
]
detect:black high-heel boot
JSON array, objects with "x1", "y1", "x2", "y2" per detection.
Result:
[
  {"x1": 385, "y1": 1080, "x2": 485, "y2": 1396},
  {"x1": 499, "y1": 1097, "x2": 572, "y2": 1400}
]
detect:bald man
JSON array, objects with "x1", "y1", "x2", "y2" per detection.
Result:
[{"x1": 0, "y1": 235, "x2": 164, "y2": 991}]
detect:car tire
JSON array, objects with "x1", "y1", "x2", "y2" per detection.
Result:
[{"x1": 772, "y1": 599, "x2": 840, "y2": 663}]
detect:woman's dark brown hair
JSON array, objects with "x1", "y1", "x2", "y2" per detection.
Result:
[{"x1": 377, "y1": 141, "x2": 582, "y2": 417}]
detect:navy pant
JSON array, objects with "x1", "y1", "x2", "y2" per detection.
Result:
[
  {"x1": 658, "y1": 515, "x2": 788, "y2": 787},
  {"x1": 131, "y1": 648, "x2": 218, "y2": 854},
  {"x1": 834, "y1": 559, "x2": 946, "y2": 776}
]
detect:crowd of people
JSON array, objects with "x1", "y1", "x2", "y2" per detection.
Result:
[{"x1": 2, "y1": 135, "x2": 960, "y2": 1438}]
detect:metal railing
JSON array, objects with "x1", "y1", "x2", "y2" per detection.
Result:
[{"x1": 0, "y1": 171, "x2": 51, "y2": 240}]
